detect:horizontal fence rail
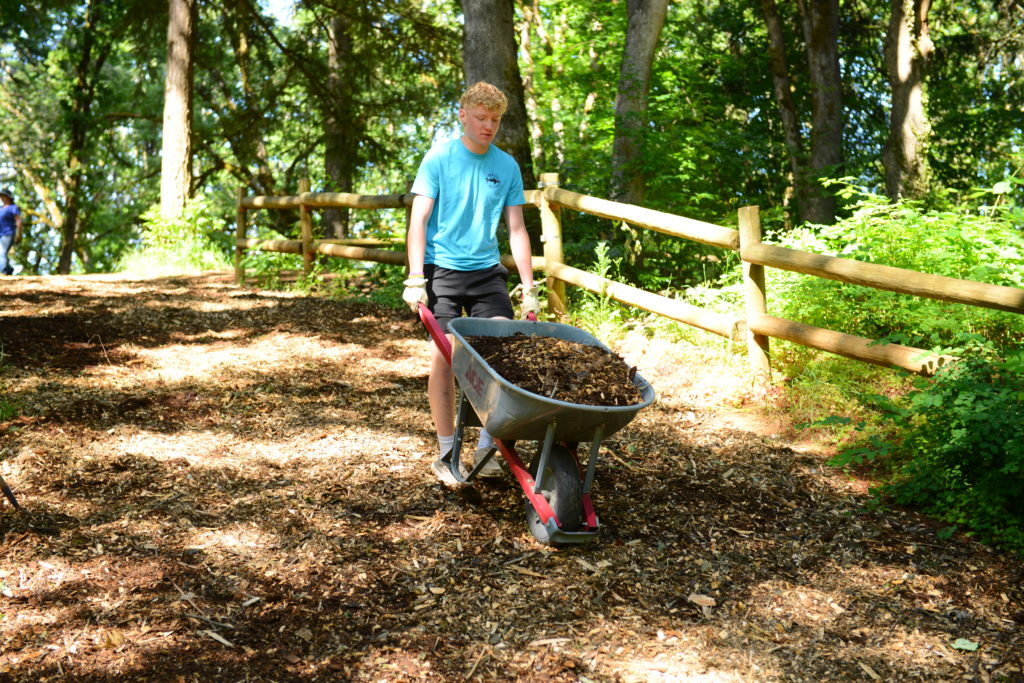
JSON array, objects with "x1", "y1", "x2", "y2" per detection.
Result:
[
  {"x1": 235, "y1": 174, "x2": 1023, "y2": 379},
  {"x1": 547, "y1": 261, "x2": 745, "y2": 340},
  {"x1": 239, "y1": 192, "x2": 412, "y2": 211},
  {"x1": 742, "y1": 243, "x2": 1024, "y2": 315},
  {"x1": 748, "y1": 314, "x2": 955, "y2": 375},
  {"x1": 543, "y1": 186, "x2": 740, "y2": 250}
]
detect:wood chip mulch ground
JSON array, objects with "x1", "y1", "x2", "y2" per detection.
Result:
[{"x1": 0, "y1": 272, "x2": 1021, "y2": 682}]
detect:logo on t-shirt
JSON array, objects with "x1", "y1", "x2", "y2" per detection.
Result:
[{"x1": 485, "y1": 173, "x2": 500, "y2": 186}]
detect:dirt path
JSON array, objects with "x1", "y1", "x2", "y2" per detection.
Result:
[{"x1": 1, "y1": 273, "x2": 1021, "y2": 682}]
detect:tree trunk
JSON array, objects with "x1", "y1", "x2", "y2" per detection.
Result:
[
  {"x1": 762, "y1": 0, "x2": 812, "y2": 227},
  {"x1": 160, "y1": 0, "x2": 195, "y2": 219},
  {"x1": 761, "y1": 0, "x2": 844, "y2": 226},
  {"x1": 519, "y1": 1, "x2": 566, "y2": 173},
  {"x1": 800, "y1": 0, "x2": 843, "y2": 224},
  {"x1": 226, "y1": 0, "x2": 277, "y2": 201},
  {"x1": 58, "y1": 0, "x2": 104, "y2": 274},
  {"x1": 323, "y1": 12, "x2": 356, "y2": 238},
  {"x1": 58, "y1": 174, "x2": 82, "y2": 274},
  {"x1": 610, "y1": 0, "x2": 669, "y2": 206},
  {"x1": 519, "y1": 0, "x2": 545, "y2": 174},
  {"x1": 882, "y1": 0, "x2": 933, "y2": 200},
  {"x1": 461, "y1": 0, "x2": 536, "y2": 192}
]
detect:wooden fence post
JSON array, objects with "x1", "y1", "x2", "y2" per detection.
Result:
[
  {"x1": 299, "y1": 177, "x2": 313, "y2": 275},
  {"x1": 739, "y1": 205, "x2": 771, "y2": 382},
  {"x1": 539, "y1": 172, "x2": 566, "y2": 320},
  {"x1": 235, "y1": 187, "x2": 247, "y2": 283}
]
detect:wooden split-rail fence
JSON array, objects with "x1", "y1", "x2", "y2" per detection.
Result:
[{"x1": 234, "y1": 174, "x2": 1024, "y2": 379}]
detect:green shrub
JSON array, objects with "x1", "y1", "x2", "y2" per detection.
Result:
[
  {"x1": 328, "y1": 263, "x2": 406, "y2": 308},
  {"x1": 569, "y1": 241, "x2": 626, "y2": 341},
  {"x1": 830, "y1": 336, "x2": 1024, "y2": 553},
  {"x1": 120, "y1": 197, "x2": 233, "y2": 275},
  {"x1": 768, "y1": 183, "x2": 1024, "y2": 348},
  {"x1": 0, "y1": 397, "x2": 19, "y2": 422},
  {"x1": 769, "y1": 184, "x2": 1024, "y2": 553}
]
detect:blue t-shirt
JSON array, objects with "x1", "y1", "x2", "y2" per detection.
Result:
[
  {"x1": 0, "y1": 204, "x2": 18, "y2": 237},
  {"x1": 411, "y1": 138, "x2": 525, "y2": 271}
]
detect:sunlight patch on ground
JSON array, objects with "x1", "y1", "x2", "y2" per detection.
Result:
[
  {"x1": 185, "y1": 524, "x2": 279, "y2": 555},
  {"x1": 613, "y1": 331, "x2": 751, "y2": 412},
  {"x1": 384, "y1": 511, "x2": 462, "y2": 543},
  {"x1": 615, "y1": 656, "x2": 751, "y2": 682},
  {"x1": 129, "y1": 333, "x2": 359, "y2": 383},
  {"x1": 154, "y1": 435, "x2": 304, "y2": 466},
  {"x1": 115, "y1": 430, "x2": 237, "y2": 464},
  {"x1": 171, "y1": 329, "x2": 249, "y2": 343},
  {"x1": 746, "y1": 579, "x2": 849, "y2": 627},
  {"x1": 741, "y1": 569, "x2": 981, "y2": 676},
  {"x1": 307, "y1": 428, "x2": 425, "y2": 463}
]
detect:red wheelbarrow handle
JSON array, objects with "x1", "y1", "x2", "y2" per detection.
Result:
[{"x1": 417, "y1": 303, "x2": 452, "y2": 366}]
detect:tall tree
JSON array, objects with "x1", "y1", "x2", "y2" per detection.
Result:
[
  {"x1": 246, "y1": 0, "x2": 461, "y2": 236},
  {"x1": 160, "y1": 0, "x2": 196, "y2": 219},
  {"x1": 610, "y1": 0, "x2": 669, "y2": 206},
  {"x1": 801, "y1": 0, "x2": 843, "y2": 223},
  {"x1": 1, "y1": 0, "x2": 165, "y2": 274},
  {"x1": 323, "y1": 9, "x2": 357, "y2": 237},
  {"x1": 196, "y1": 0, "x2": 289, "y2": 199},
  {"x1": 762, "y1": 0, "x2": 844, "y2": 225},
  {"x1": 925, "y1": 0, "x2": 1024, "y2": 198},
  {"x1": 58, "y1": 0, "x2": 109, "y2": 273},
  {"x1": 762, "y1": 0, "x2": 812, "y2": 224},
  {"x1": 882, "y1": 0, "x2": 932, "y2": 200},
  {"x1": 460, "y1": 0, "x2": 536, "y2": 192}
]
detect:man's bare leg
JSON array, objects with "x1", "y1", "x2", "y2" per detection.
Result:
[{"x1": 428, "y1": 334, "x2": 456, "y2": 438}]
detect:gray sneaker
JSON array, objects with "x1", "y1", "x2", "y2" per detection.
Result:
[
  {"x1": 473, "y1": 446, "x2": 503, "y2": 479},
  {"x1": 431, "y1": 453, "x2": 467, "y2": 487}
]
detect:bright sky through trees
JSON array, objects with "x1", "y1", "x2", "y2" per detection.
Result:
[{"x1": 262, "y1": 0, "x2": 293, "y2": 24}]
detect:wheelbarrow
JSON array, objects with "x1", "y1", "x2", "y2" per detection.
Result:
[{"x1": 418, "y1": 304, "x2": 655, "y2": 545}]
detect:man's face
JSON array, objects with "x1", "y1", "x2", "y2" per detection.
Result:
[{"x1": 459, "y1": 104, "x2": 502, "y2": 153}]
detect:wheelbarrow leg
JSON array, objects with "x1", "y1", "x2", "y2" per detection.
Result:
[
  {"x1": 440, "y1": 392, "x2": 496, "y2": 484},
  {"x1": 581, "y1": 424, "x2": 604, "y2": 495},
  {"x1": 0, "y1": 473, "x2": 21, "y2": 511}
]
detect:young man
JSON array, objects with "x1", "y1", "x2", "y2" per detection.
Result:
[
  {"x1": 0, "y1": 189, "x2": 23, "y2": 276},
  {"x1": 403, "y1": 81, "x2": 539, "y2": 486}
]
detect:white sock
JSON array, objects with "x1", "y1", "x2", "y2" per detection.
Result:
[
  {"x1": 476, "y1": 429, "x2": 494, "y2": 452},
  {"x1": 438, "y1": 433, "x2": 455, "y2": 459}
]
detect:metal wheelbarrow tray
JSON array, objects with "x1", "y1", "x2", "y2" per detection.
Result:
[
  {"x1": 448, "y1": 318, "x2": 654, "y2": 442},
  {"x1": 439, "y1": 316, "x2": 655, "y2": 545}
]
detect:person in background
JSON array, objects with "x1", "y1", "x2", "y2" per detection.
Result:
[
  {"x1": 403, "y1": 81, "x2": 540, "y2": 486},
  {"x1": 0, "y1": 188, "x2": 23, "y2": 276}
]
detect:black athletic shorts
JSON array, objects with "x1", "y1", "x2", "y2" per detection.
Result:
[{"x1": 425, "y1": 263, "x2": 514, "y2": 333}]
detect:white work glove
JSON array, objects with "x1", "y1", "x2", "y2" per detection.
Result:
[
  {"x1": 520, "y1": 284, "x2": 540, "y2": 317},
  {"x1": 402, "y1": 275, "x2": 428, "y2": 312}
]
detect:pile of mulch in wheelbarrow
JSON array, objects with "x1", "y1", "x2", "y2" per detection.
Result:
[{"x1": 465, "y1": 333, "x2": 643, "y2": 406}]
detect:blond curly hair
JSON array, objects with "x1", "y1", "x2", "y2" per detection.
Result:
[{"x1": 459, "y1": 81, "x2": 508, "y2": 115}]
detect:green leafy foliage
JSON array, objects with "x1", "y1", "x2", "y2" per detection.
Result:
[
  {"x1": 569, "y1": 241, "x2": 626, "y2": 342},
  {"x1": 0, "y1": 397, "x2": 19, "y2": 422},
  {"x1": 120, "y1": 198, "x2": 232, "y2": 275},
  {"x1": 830, "y1": 337, "x2": 1024, "y2": 553},
  {"x1": 765, "y1": 183, "x2": 1024, "y2": 554},
  {"x1": 768, "y1": 183, "x2": 1024, "y2": 348},
  {"x1": 278, "y1": 260, "x2": 406, "y2": 309},
  {"x1": 0, "y1": 0, "x2": 166, "y2": 274}
]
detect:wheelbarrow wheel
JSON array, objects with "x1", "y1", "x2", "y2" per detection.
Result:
[{"x1": 524, "y1": 444, "x2": 582, "y2": 544}]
